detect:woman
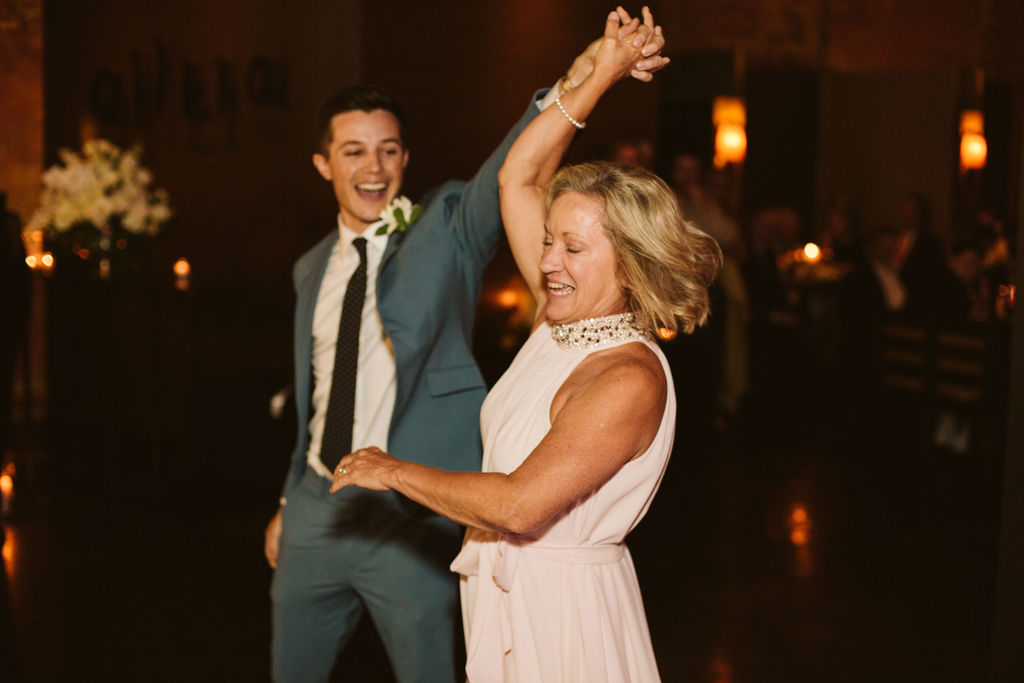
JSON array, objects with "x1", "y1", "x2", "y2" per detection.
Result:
[{"x1": 331, "y1": 9, "x2": 720, "y2": 681}]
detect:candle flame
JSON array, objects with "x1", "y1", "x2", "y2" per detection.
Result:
[{"x1": 803, "y1": 243, "x2": 821, "y2": 263}]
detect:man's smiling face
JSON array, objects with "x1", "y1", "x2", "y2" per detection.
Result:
[{"x1": 313, "y1": 108, "x2": 410, "y2": 233}]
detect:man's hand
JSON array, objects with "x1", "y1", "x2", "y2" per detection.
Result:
[
  {"x1": 565, "y1": 6, "x2": 669, "y2": 90},
  {"x1": 264, "y1": 507, "x2": 283, "y2": 569}
]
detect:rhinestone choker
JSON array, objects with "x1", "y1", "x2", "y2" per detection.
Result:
[{"x1": 550, "y1": 312, "x2": 648, "y2": 350}]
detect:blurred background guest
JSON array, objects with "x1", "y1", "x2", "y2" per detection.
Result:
[
  {"x1": 820, "y1": 195, "x2": 864, "y2": 266},
  {"x1": 668, "y1": 152, "x2": 748, "y2": 427},
  {"x1": 894, "y1": 192, "x2": 947, "y2": 320},
  {"x1": 608, "y1": 137, "x2": 654, "y2": 169}
]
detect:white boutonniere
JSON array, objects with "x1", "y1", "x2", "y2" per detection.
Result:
[{"x1": 374, "y1": 195, "x2": 423, "y2": 237}]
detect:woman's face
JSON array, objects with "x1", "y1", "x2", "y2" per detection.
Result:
[{"x1": 541, "y1": 192, "x2": 628, "y2": 324}]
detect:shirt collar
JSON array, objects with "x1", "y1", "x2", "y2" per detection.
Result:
[{"x1": 336, "y1": 215, "x2": 390, "y2": 254}]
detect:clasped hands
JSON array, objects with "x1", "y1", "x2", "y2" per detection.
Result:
[{"x1": 565, "y1": 6, "x2": 670, "y2": 91}]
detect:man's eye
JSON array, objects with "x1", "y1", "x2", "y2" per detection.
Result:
[{"x1": 345, "y1": 150, "x2": 362, "y2": 157}]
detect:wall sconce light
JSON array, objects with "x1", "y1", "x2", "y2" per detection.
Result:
[
  {"x1": 959, "y1": 109, "x2": 987, "y2": 171},
  {"x1": 173, "y1": 257, "x2": 191, "y2": 291},
  {"x1": 0, "y1": 462, "x2": 15, "y2": 516},
  {"x1": 713, "y1": 97, "x2": 747, "y2": 167}
]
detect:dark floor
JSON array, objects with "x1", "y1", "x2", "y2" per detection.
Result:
[{"x1": 0, "y1": 389, "x2": 1005, "y2": 682}]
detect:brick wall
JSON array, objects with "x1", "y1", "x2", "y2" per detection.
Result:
[
  {"x1": 656, "y1": 0, "x2": 1008, "y2": 73},
  {"x1": 0, "y1": 0, "x2": 44, "y2": 221}
]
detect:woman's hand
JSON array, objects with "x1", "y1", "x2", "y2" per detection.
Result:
[{"x1": 329, "y1": 446, "x2": 401, "y2": 493}]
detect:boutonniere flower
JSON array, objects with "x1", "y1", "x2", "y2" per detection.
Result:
[{"x1": 375, "y1": 195, "x2": 423, "y2": 237}]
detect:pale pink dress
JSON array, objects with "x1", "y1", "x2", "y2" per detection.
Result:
[{"x1": 450, "y1": 320, "x2": 675, "y2": 682}]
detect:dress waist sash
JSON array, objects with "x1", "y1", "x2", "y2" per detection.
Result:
[
  {"x1": 452, "y1": 532, "x2": 625, "y2": 590},
  {"x1": 452, "y1": 533, "x2": 627, "y2": 681}
]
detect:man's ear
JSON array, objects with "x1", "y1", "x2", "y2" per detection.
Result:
[
  {"x1": 402, "y1": 148, "x2": 410, "y2": 171},
  {"x1": 312, "y1": 153, "x2": 332, "y2": 181}
]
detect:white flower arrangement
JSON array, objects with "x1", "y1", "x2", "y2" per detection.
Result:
[
  {"x1": 374, "y1": 195, "x2": 422, "y2": 237},
  {"x1": 26, "y1": 139, "x2": 172, "y2": 240}
]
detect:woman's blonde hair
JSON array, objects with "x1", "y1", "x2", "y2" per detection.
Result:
[{"x1": 544, "y1": 162, "x2": 722, "y2": 335}]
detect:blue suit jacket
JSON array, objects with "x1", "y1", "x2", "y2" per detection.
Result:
[{"x1": 281, "y1": 94, "x2": 542, "y2": 505}]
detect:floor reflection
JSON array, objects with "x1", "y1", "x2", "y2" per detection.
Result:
[
  {"x1": 0, "y1": 399, "x2": 1004, "y2": 682},
  {"x1": 1, "y1": 523, "x2": 24, "y2": 681},
  {"x1": 789, "y1": 502, "x2": 813, "y2": 578},
  {"x1": 709, "y1": 652, "x2": 734, "y2": 683}
]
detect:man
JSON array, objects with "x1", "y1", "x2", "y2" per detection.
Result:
[{"x1": 265, "y1": 11, "x2": 666, "y2": 682}]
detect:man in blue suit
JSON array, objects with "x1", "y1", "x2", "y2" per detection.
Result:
[{"x1": 264, "y1": 17, "x2": 665, "y2": 682}]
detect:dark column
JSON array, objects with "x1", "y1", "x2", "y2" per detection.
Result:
[{"x1": 991, "y1": 105, "x2": 1024, "y2": 683}]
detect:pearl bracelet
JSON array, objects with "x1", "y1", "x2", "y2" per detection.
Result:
[{"x1": 554, "y1": 92, "x2": 586, "y2": 130}]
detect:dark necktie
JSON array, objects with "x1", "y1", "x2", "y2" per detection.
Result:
[{"x1": 320, "y1": 237, "x2": 367, "y2": 472}]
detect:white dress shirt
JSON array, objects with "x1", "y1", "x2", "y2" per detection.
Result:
[{"x1": 305, "y1": 219, "x2": 396, "y2": 479}]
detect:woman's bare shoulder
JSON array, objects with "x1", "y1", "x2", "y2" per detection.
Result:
[
  {"x1": 552, "y1": 341, "x2": 666, "y2": 420},
  {"x1": 582, "y1": 341, "x2": 663, "y2": 384}
]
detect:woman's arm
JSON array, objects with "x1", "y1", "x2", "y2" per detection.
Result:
[
  {"x1": 330, "y1": 346, "x2": 667, "y2": 534},
  {"x1": 498, "y1": 8, "x2": 667, "y2": 313}
]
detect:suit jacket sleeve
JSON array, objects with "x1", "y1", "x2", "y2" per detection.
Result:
[{"x1": 446, "y1": 90, "x2": 546, "y2": 271}]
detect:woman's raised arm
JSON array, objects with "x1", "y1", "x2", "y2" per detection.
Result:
[{"x1": 498, "y1": 8, "x2": 667, "y2": 314}]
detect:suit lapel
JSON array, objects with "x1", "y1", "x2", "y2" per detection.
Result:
[
  {"x1": 297, "y1": 232, "x2": 337, "y2": 327},
  {"x1": 379, "y1": 228, "x2": 404, "y2": 272},
  {"x1": 294, "y1": 231, "x2": 338, "y2": 410}
]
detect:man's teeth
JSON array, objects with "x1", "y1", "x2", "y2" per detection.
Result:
[
  {"x1": 357, "y1": 183, "x2": 387, "y2": 191},
  {"x1": 548, "y1": 283, "x2": 573, "y2": 292}
]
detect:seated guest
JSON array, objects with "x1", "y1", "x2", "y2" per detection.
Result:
[{"x1": 941, "y1": 237, "x2": 991, "y2": 325}]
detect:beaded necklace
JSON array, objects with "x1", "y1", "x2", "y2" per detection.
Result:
[{"x1": 549, "y1": 311, "x2": 648, "y2": 351}]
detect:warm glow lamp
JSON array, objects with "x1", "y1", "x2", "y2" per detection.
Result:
[
  {"x1": 495, "y1": 288, "x2": 519, "y2": 309},
  {"x1": 0, "y1": 463, "x2": 14, "y2": 516},
  {"x1": 802, "y1": 243, "x2": 821, "y2": 263},
  {"x1": 713, "y1": 97, "x2": 747, "y2": 167},
  {"x1": 173, "y1": 257, "x2": 191, "y2": 291},
  {"x1": 959, "y1": 109, "x2": 986, "y2": 171}
]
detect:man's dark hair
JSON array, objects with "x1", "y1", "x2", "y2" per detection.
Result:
[{"x1": 315, "y1": 85, "x2": 407, "y2": 156}]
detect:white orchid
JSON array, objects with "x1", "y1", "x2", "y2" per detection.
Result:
[
  {"x1": 26, "y1": 139, "x2": 172, "y2": 241},
  {"x1": 374, "y1": 195, "x2": 422, "y2": 237}
]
